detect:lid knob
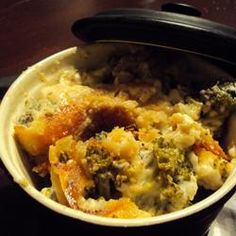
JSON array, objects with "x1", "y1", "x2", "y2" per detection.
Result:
[{"x1": 161, "y1": 3, "x2": 202, "y2": 17}]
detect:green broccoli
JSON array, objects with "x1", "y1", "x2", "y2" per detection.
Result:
[
  {"x1": 199, "y1": 82, "x2": 236, "y2": 136},
  {"x1": 85, "y1": 142, "x2": 129, "y2": 200},
  {"x1": 153, "y1": 138, "x2": 192, "y2": 183},
  {"x1": 135, "y1": 138, "x2": 193, "y2": 214}
]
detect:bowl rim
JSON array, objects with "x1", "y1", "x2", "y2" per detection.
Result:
[{"x1": 0, "y1": 46, "x2": 236, "y2": 227}]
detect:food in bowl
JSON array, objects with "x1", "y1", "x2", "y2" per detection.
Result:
[{"x1": 14, "y1": 43, "x2": 235, "y2": 218}]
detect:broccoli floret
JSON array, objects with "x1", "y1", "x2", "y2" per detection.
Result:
[
  {"x1": 200, "y1": 82, "x2": 236, "y2": 113},
  {"x1": 153, "y1": 138, "x2": 192, "y2": 182},
  {"x1": 86, "y1": 146, "x2": 113, "y2": 175},
  {"x1": 154, "y1": 138, "x2": 184, "y2": 175},
  {"x1": 199, "y1": 82, "x2": 236, "y2": 135},
  {"x1": 85, "y1": 143, "x2": 129, "y2": 200},
  {"x1": 135, "y1": 138, "x2": 194, "y2": 214},
  {"x1": 18, "y1": 112, "x2": 34, "y2": 125}
]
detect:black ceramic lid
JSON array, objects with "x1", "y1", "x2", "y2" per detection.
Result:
[{"x1": 72, "y1": 3, "x2": 236, "y2": 65}]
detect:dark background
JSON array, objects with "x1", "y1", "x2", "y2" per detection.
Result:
[
  {"x1": 1, "y1": 0, "x2": 236, "y2": 77},
  {"x1": 0, "y1": 1, "x2": 236, "y2": 235}
]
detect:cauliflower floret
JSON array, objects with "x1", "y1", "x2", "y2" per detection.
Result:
[
  {"x1": 193, "y1": 149, "x2": 233, "y2": 190},
  {"x1": 179, "y1": 176, "x2": 198, "y2": 201}
]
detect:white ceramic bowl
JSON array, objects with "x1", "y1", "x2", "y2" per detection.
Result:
[{"x1": 0, "y1": 45, "x2": 235, "y2": 235}]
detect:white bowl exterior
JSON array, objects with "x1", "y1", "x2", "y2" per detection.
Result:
[{"x1": 0, "y1": 46, "x2": 236, "y2": 227}]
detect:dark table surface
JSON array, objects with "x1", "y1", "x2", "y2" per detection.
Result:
[{"x1": 1, "y1": 1, "x2": 236, "y2": 235}]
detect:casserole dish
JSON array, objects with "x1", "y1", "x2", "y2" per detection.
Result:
[{"x1": 0, "y1": 3, "x2": 236, "y2": 236}]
